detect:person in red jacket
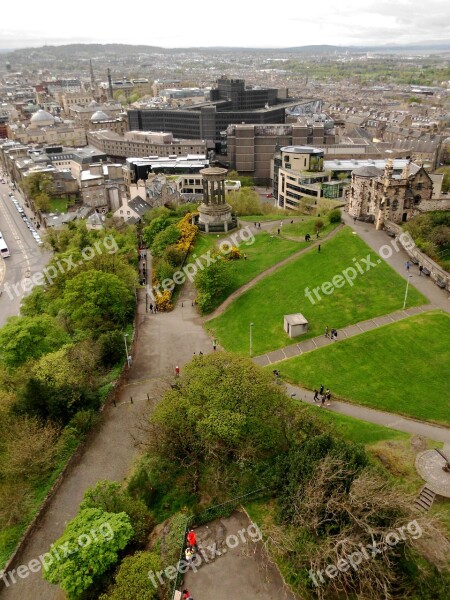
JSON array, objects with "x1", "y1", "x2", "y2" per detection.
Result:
[
  {"x1": 182, "y1": 590, "x2": 193, "y2": 600},
  {"x1": 187, "y1": 528, "x2": 198, "y2": 551}
]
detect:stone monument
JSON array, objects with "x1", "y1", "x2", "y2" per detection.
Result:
[{"x1": 197, "y1": 167, "x2": 234, "y2": 233}]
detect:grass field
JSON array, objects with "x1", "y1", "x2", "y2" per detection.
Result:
[
  {"x1": 191, "y1": 231, "x2": 304, "y2": 313},
  {"x1": 49, "y1": 198, "x2": 68, "y2": 213},
  {"x1": 207, "y1": 227, "x2": 427, "y2": 355},
  {"x1": 280, "y1": 311, "x2": 450, "y2": 426},
  {"x1": 278, "y1": 217, "x2": 337, "y2": 240}
]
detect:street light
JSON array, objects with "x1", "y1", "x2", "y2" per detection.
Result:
[
  {"x1": 249, "y1": 322, "x2": 254, "y2": 357},
  {"x1": 124, "y1": 333, "x2": 131, "y2": 367},
  {"x1": 403, "y1": 275, "x2": 413, "y2": 310}
]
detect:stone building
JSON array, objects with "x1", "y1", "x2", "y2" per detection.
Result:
[{"x1": 346, "y1": 160, "x2": 446, "y2": 229}]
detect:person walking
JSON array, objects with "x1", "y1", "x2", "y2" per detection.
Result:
[
  {"x1": 175, "y1": 365, "x2": 180, "y2": 377},
  {"x1": 406, "y1": 261, "x2": 411, "y2": 271},
  {"x1": 149, "y1": 303, "x2": 153, "y2": 313},
  {"x1": 419, "y1": 265, "x2": 423, "y2": 276},
  {"x1": 185, "y1": 547, "x2": 195, "y2": 566},
  {"x1": 325, "y1": 326, "x2": 329, "y2": 338},
  {"x1": 277, "y1": 228, "x2": 280, "y2": 235},
  {"x1": 326, "y1": 390, "x2": 332, "y2": 405},
  {"x1": 313, "y1": 389, "x2": 319, "y2": 401},
  {"x1": 183, "y1": 590, "x2": 193, "y2": 600},
  {"x1": 187, "y1": 528, "x2": 198, "y2": 552},
  {"x1": 213, "y1": 339, "x2": 217, "y2": 351},
  {"x1": 318, "y1": 244, "x2": 321, "y2": 252},
  {"x1": 319, "y1": 384, "x2": 324, "y2": 395},
  {"x1": 320, "y1": 394, "x2": 326, "y2": 407}
]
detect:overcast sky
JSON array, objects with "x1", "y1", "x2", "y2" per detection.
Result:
[{"x1": 1, "y1": 0, "x2": 449, "y2": 50}]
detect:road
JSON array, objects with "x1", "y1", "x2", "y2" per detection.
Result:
[{"x1": 0, "y1": 181, "x2": 52, "y2": 327}]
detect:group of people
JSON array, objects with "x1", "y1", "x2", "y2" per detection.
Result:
[
  {"x1": 149, "y1": 303, "x2": 159, "y2": 314},
  {"x1": 184, "y1": 527, "x2": 199, "y2": 564},
  {"x1": 313, "y1": 385, "x2": 332, "y2": 407},
  {"x1": 324, "y1": 326, "x2": 338, "y2": 340},
  {"x1": 253, "y1": 222, "x2": 262, "y2": 229}
]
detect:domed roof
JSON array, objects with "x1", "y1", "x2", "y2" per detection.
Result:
[
  {"x1": 88, "y1": 100, "x2": 99, "y2": 107},
  {"x1": 352, "y1": 166, "x2": 383, "y2": 177},
  {"x1": 90, "y1": 110, "x2": 110, "y2": 122},
  {"x1": 30, "y1": 109, "x2": 55, "y2": 127}
]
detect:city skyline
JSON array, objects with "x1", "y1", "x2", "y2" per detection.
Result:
[{"x1": 1, "y1": 0, "x2": 450, "y2": 50}]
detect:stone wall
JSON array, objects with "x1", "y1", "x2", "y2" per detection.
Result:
[
  {"x1": 418, "y1": 198, "x2": 450, "y2": 212},
  {"x1": 385, "y1": 220, "x2": 449, "y2": 291}
]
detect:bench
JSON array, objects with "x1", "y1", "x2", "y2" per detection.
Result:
[
  {"x1": 422, "y1": 267, "x2": 431, "y2": 276},
  {"x1": 411, "y1": 256, "x2": 419, "y2": 265},
  {"x1": 436, "y1": 279, "x2": 446, "y2": 289}
]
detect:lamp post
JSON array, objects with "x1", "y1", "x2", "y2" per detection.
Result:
[
  {"x1": 403, "y1": 275, "x2": 413, "y2": 310},
  {"x1": 249, "y1": 322, "x2": 254, "y2": 357},
  {"x1": 124, "y1": 333, "x2": 131, "y2": 367}
]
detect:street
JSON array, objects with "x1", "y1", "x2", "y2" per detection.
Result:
[{"x1": 0, "y1": 180, "x2": 52, "y2": 327}]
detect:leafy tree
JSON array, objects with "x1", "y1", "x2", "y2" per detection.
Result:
[
  {"x1": 42, "y1": 507, "x2": 134, "y2": 599},
  {"x1": 99, "y1": 551, "x2": 160, "y2": 600},
  {"x1": 150, "y1": 224, "x2": 181, "y2": 257},
  {"x1": 98, "y1": 330, "x2": 126, "y2": 367},
  {"x1": 328, "y1": 208, "x2": 342, "y2": 223},
  {"x1": 194, "y1": 257, "x2": 233, "y2": 313},
  {"x1": 155, "y1": 258, "x2": 174, "y2": 285},
  {"x1": 80, "y1": 480, "x2": 154, "y2": 546},
  {"x1": 62, "y1": 270, "x2": 135, "y2": 331},
  {"x1": 22, "y1": 172, "x2": 53, "y2": 202},
  {"x1": 142, "y1": 215, "x2": 170, "y2": 247},
  {"x1": 227, "y1": 187, "x2": 262, "y2": 215},
  {"x1": 163, "y1": 244, "x2": 185, "y2": 268},
  {"x1": 314, "y1": 217, "x2": 325, "y2": 232},
  {"x1": 0, "y1": 315, "x2": 69, "y2": 368}
]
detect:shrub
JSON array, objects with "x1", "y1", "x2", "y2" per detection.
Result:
[
  {"x1": 151, "y1": 225, "x2": 181, "y2": 257},
  {"x1": 155, "y1": 259, "x2": 174, "y2": 285},
  {"x1": 99, "y1": 551, "x2": 160, "y2": 600},
  {"x1": 328, "y1": 208, "x2": 342, "y2": 223},
  {"x1": 155, "y1": 290, "x2": 173, "y2": 312},
  {"x1": 98, "y1": 330, "x2": 126, "y2": 367},
  {"x1": 226, "y1": 246, "x2": 241, "y2": 260},
  {"x1": 163, "y1": 244, "x2": 186, "y2": 268}
]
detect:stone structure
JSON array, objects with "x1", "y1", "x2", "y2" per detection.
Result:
[
  {"x1": 197, "y1": 167, "x2": 234, "y2": 232},
  {"x1": 284, "y1": 314, "x2": 309, "y2": 338},
  {"x1": 346, "y1": 160, "x2": 442, "y2": 229}
]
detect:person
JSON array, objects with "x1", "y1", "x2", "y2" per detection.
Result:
[
  {"x1": 318, "y1": 244, "x2": 321, "y2": 252},
  {"x1": 277, "y1": 228, "x2": 280, "y2": 235},
  {"x1": 353, "y1": 216, "x2": 356, "y2": 224},
  {"x1": 213, "y1": 339, "x2": 217, "y2": 351},
  {"x1": 320, "y1": 394, "x2": 326, "y2": 407},
  {"x1": 254, "y1": 222, "x2": 257, "y2": 227},
  {"x1": 199, "y1": 350, "x2": 203, "y2": 355},
  {"x1": 319, "y1": 384, "x2": 324, "y2": 395},
  {"x1": 333, "y1": 329, "x2": 338, "y2": 340},
  {"x1": 244, "y1": 253, "x2": 247, "y2": 260},
  {"x1": 313, "y1": 389, "x2": 319, "y2": 401},
  {"x1": 419, "y1": 265, "x2": 423, "y2": 276},
  {"x1": 185, "y1": 547, "x2": 194, "y2": 566},
  {"x1": 280, "y1": 221, "x2": 283, "y2": 227},
  {"x1": 406, "y1": 261, "x2": 410, "y2": 271},
  {"x1": 326, "y1": 390, "x2": 332, "y2": 405},
  {"x1": 175, "y1": 365, "x2": 180, "y2": 377},
  {"x1": 258, "y1": 222, "x2": 261, "y2": 229},
  {"x1": 316, "y1": 231, "x2": 320, "y2": 238},
  {"x1": 325, "y1": 326, "x2": 329, "y2": 338},
  {"x1": 291, "y1": 219, "x2": 294, "y2": 224},
  {"x1": 187, "y1": 528, "x2": 198, "y2": 551},
  {"x1": 182, "y1": 590, "x2": 193, "y2": 600}
]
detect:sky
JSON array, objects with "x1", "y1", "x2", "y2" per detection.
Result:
[{"x1": 1, "y1": 0, "x2": 450, "y2": 50}]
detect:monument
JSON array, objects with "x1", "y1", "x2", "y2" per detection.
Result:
[{"x1": 197, "y1": 167, "x2": 236, "y2": 233}]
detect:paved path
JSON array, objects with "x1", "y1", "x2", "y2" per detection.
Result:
[
  {"x1": 253, "y1": 304, "x2": 433, "y2": 366},
  {"x1": 283, "y1": 382, "x2": 450, "y2": 445},
  {"x1": 0, "y1": 283, "x2": 212, "y2": 600},
  {"x1": 204, "y1": 223, "x2": 344, "y2": 321},
  {"x1": 344, "y1": 213, "x2": 450, "y2": 314}
]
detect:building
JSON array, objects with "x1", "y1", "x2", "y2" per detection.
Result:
[
  {"x1": 69, "y1": 101, "x2": 125, "y2": 129},
  {"x1": 346, "y1": 160, "x2": 450, "y2": 228},
  {"x1": 88, "y1": 110, "x2": 127, "y2": 135},
  {"x1": 124, "y1": 155, "x2": 210, "y2": 186},
  {"x1": 113, "y1": 195, "x2": 149, "y2": 222},
  {"x1": 226, "y1": 121, "x2": 336, "y2": 182},
  {"x1": 87, "y1": 129, "x2": 208, "y2": 160},
  {"x1": 80, "y1": 162, "x2": 126, "y2": 209},
  {"x1": 7, "y1": 109, "x2": 87, "y2": 147},
  {"x1": 128, "y1": 77, "x2": 320, "y2": 147}
]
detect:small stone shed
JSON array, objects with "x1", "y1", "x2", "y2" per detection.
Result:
[{"x1": 284, "y1": 313, "x2": 308, "y2": 338}]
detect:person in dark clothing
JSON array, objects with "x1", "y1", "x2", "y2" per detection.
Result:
[
  {"x1": 419, "y1": 265, "x2": 423, "y2": 276},
  {"x1": 313, "y1": 389, "x2": 319, "y2": 401},
  {"x1": 319, "y1": 384, "x2": 324, "y2": 395}
]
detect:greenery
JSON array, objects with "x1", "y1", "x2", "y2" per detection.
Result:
[
  {"x1": 207, "y1": 227, "x2": 426, "y2": 355},
  {"x1": 403, "y1": 210, "x2": 450, "y2": 271},
  {"x1": 280, "y1": 311, "x2": 450, "y2": 426},
  {"x1": 99, "y1": 551, "x2": 160, "y2": 600},
  {"x1": 49, "y1": 197, "x2": 69, "y2": 213},
  {"x1": 42, "y1": 507, "x2": 134, "y2": 599}
]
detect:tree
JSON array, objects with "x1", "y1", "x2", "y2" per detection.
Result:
[
  {"x1": 43, "y1": 507, "x2": 134, "y2": 599},
  {"x1": 80, "y1": 480, "x2": 154, "y2": 546},
  {"x1": 62, "y1": 270, "x2": 135, "y2": 331},
  {"x1": 150, "y1": 224, "x2": 181, "y2": 257},
  {"x1": 99, "y1": 551, "x2": 160, "y2": 600},
  {"x1": 146, "y1": 353, "x2": 293, "y2": 484},
  {"x1": 142, "y1": 215, "x2": 170, "y2": 247},
  {"x1": 0, "y1": 315, "x2": 69, "y2": 368},
  {"x1": 227, "y1": 187, "x2": 261, "y2": 215},
  {"x1": 328, "y1": 208, "x2": 342, "y2": 223},
  {"x1": 314, "y1": 217, "x2": 325, "y2": 232},
  {"x1": 194, "y1": 257, "x2": 233, "y2": 313}
]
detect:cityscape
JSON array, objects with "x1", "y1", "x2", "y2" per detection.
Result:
[{"x1": 0, "y1": 4, "x2": 449, "y2": 600}]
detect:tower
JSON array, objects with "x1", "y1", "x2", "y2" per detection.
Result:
[
  {"x1": 197, "y1": 167, "x2": 234, "y2": 233},
  {"x1": 107, "y1": 69, "x2": 114, "y2": 101},
  {"x1": 89, "y1": 59, "x2": 96, "y2": 93}
]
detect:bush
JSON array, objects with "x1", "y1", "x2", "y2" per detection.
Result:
[
  {"x1": 226, "y1": 246, "x2": 241, "y2": 260},
  {"x1": 155, "y1": 289, "x2": 173, "y2": 312},
  {"x1": 99, "y1": 551, "x2": 160, "y2": 600},
  {"x1": 155, "y1": 259, "x2": 174, "y2": 285},
  {"x1": 67, "y1": 410, "x2": 98, "y2": 437},
  {"x1": 163, "y1": 244, "x2": 186, "y2": 268},
  {"x1": 98, "y1": 330, "x2": 126, "y2": 367},
  {"x1": 314, "y1": 217, "x2": 325, "y2": 232},
  {"x1": 151, "y1": 225, "x2": 181, "y2": 257},
  {"x1": 142, "y1": 216, "x2": 170, "y2": 247},
  {"x1": 328, "y1": 208, "x2": 342, "y2": 223}
]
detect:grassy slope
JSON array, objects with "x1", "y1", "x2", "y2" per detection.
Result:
[
  {"x1": 207, "y1": 227, "x2": 427, "y2": 355},
  {"x1": 281, "y1": 311, "x2": 450, "y2": 426}
]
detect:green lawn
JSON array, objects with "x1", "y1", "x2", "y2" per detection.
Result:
[
  {"x1": 49, "y1": 198, "x2": 68, "y2": 213},
  {"x1": 207, "y1": 227, "x2": 427, "y2": 355},
  {"x1": 278, "y1": 218, "x2": 337, "y2": 240},
  {"x1": 192, "y1": 232, "x2": 304, "y2": 313},
  {"x1": 239, "y1": 213, "x2": 292, "y2": 222},
  {"x1": 280, "y1": 311, "x2": 450, "y2": 426}
]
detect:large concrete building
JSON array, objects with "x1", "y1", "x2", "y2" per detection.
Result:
[{"x1": 87, "y1": 130, "x2": 208, "y2": 161}]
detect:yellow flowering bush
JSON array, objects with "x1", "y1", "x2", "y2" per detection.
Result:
[
  {"x1": 176, "y1": 212, "x2": 198, "y2": 252},
  {"x1": 155, "y1": 289, "x2": 173, "y2": 312},
  {"x1": 226, "y1": 247, "x2": 241, "y2": 260}
]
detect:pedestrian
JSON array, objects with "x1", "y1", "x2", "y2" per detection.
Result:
[
  {"x1": 326, "y1": 391, "x2": 331, "y2": 405},
  {"x1": 320, "y1": 395, "x2": 326, "y2": 407},
  {"x1": 187, "y1": 528, "x2": 198, "y2": 551},
  {"x1": 313, "y1": 389, "x2": 319, "y2": 401},
  {"x1": 406, "y1": 261, "x2": 410, "y2": 271},
  {"x1": 244, "y1": 253, "x2": 247, "y2": 260},
  {"x1": 254, "y1": 222, "x2": 257, "y2": 227},
  {"x1": 325, "y1": 326, "x2": 329, "y2": 338},
  {"x1": 175, "y1": 365, "x2": 180, "y2": 377},
  {"x1": 280, "y1": 221, "x2": 283, "y2": 228},
  {"x1": 318, "y1": 244, "x2": 321, "y2": 252},
  {"x1": 183, "y1": 590, "x2": 193, "y2": 600},
  {"x1": 419, "y1": 265, "x2": 423, "y2": 276},
  {"x1": 185, "y1": 547, "x2": 194, "y2": 566},
  {"x1": 333, "y1": 329, "x2": 338, "y2": 340},
  {"x1": 291, "y1": 219, "x2": 294, "y2": 224},
  {"x1": 319, "y1": 384, "x2": 324, "y2": 395},
  {"x1": 316, "y1": 231, "x2": 320, "y2": 238},
  {"x1": 353, "y1": 216, "x2": 356, "y2": 224},
  {"x1": 199, "y1": 350, "x2": 203, "y2": 355},
  {"x1": 213, "y1": 339, "x2": 217, "y2": 351},
  {"x1": 277, "y1": 228, "x2": 280, "y2": 235}
]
